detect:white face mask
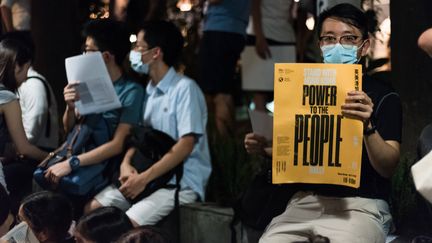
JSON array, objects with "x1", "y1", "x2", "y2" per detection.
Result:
[{"x1": 129, "y1": 50, "x2": 149, "y2": 74}]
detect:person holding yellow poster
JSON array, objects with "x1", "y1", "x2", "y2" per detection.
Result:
[{"x1": 244, "y1": 3, "x2": 402, "y2": 243}]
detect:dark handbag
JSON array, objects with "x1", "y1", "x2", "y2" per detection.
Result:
[
  {"x1": 33, "y1": 114, "x2": 112, "y2": 196},
  {"x1": 232, "y1": 158, "x2": 297, "y2": 231},
  {"x1": 115, "y1": 126, "x2": 183, "y2": 203}
]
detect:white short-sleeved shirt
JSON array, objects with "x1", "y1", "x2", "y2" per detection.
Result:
[
  {"x1": 143, "y1": 68, "x2": 212, "y2": 201},
  {"x1": 246, "y1": 0, "x2": 296, "y2": 43},
  {"x1": 17, "y1": 67, "x2": 59, "y2": 149}
]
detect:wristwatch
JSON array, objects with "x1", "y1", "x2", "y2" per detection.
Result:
[
  {"x1": 69, "y1": 156, "x2": 80, "y2": 171},
  {"x1": 364, "y1": 120, "x2": 377, "y2": 136}
]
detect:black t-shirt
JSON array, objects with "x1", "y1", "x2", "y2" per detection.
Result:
[{"x1": 295, "y1": 74, "x2": 403, "y2": 202}]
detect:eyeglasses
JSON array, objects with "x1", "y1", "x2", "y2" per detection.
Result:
[
  {"x1": 319, "y1": 35, "x2": 362, "y2": 49},
  {"x1": 132, "y1": 44, "x2": 154, "y2": 54}
]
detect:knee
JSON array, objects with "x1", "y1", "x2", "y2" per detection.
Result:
[{"x1": 84, "y1": 199, "x2": 102, "y2": 214}]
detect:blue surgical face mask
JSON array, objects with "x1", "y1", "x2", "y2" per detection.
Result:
[
  {"x1": 321, "y1": 43, "x2": 360, "y2": 64},
  {"x1": 129, "y1": 50, "x2": 149, "y2": 74}
]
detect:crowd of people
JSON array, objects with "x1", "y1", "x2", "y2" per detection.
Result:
[{"x1": 0, "y1": 0, "x2": 430, "y2": 242}]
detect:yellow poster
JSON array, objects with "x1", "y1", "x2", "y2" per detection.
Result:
[{"x1": 273, "y1": 63, "x2": 363, "y2": 188}]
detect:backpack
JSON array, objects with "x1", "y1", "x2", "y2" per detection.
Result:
[
  {"x1": 33, "y1": 114, "x2": 112, "y2": 196},
  {"x1": 114, "y1": 126, "x2": 183, "y2": 204}
]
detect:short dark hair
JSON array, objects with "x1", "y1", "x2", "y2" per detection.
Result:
[
  {"x1": 0, "y1": 31, "x2": 35, "y2": 62},
  {"x1": 21, "y1": 191, "x2": 73, "y2": 241},
  {"x1": 0, "y1": 185, "x2": 10, "y2": 226},
  {"x1": 0, "y1": 38, "x2": 32, "y2": 91},
  {"x1": 82, "y1": 19, "x2": 131, "y2": 66},
  {"x1": 317, "y1": 3, "x2": 369, "y2": 40},
  {"x1": 115, "y1": 225, "x2": 172, "y2": 243},
  {"x1": 139, "y1": 21, "x2": 184, "y2": 67},
  {"x1": 76, "y1": 206, "x2": 133, "y2": 243}
]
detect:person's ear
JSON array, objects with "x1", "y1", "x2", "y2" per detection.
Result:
[
  {"x1": 360, "y1": 39, "x2": 370, "y2": 57},
  {"x1": 101, "y1": 51, "x2": 114, "y2": 63},
  {"x1": 152, "y1": 47, "x2": 162, "y2": 59}
]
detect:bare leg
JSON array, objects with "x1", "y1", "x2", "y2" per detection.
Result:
[{"x1": 214, "y1": 93, "x2": 235, "y2": 136}]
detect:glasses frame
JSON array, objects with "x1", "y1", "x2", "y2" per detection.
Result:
[{"x1": 319, "y1": 35, "x2": 363, "y2": 49}]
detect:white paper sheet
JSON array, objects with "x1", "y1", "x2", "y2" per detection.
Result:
[
  {"x1": 241, "y1": 45, "x2": 296, "y2": 91},
  {"x1": 248, "y1": 109, "x2": 273, "y2": 141},
  {"x1": 412, "y1": 149, "x2": 432, "y2": 203},
  {"x1": 65, "y1": 52, "x2": 121, "y2": 115}
]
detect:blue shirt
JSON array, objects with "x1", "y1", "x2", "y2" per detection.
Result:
[
  {"x1": 103, "y1": 76, "x2": 144, "y2": 133},
  {"x1": 143, "y1": 68, "x2": 212, "y2": 201},
  {"x1": 203, "y1": 0, "x2": 251, "y2": 35}
]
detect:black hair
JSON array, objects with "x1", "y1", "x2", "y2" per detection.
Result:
[
  {"x1": 76, "y1": 206, "x2": 133, "y2": 243},
  {"x1": 82, "y1": 18, "x2": 131, "y2": 66},
  {"x1": 0, "y1": 31, "x2": 35, "y2": 62},
  {"x1": 0, "y1": 38, "x2": 32, "y2": 91},
  {"x1": 21, "y1": 191, "x2": 73, "y2": 241},
  {"x1": 139, "y1": 21, "x2": 184, "y2": 67},
  {"x1": 115, "y1": 225, "x2": 172, "y2": 243},
  {"x1": 0, "y1": 185, "x2": 10, "y2": 226},
  {"x1": 317, "y1": 3, "x2": 369, "y2": 39}
]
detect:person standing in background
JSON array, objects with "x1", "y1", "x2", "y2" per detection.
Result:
[
  {"x1": 198, "y1": 0, "x2": 251, "y2": 136},
  {"x1": 0, "y1": 0, "x2": 30, "y2": 32}
]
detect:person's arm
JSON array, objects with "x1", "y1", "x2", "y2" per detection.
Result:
[
  {"x1": 341, "y1": 90, "x2": 400, "y2": 178},
  {"x1": 2, "y1": 100, "x2": 47, "y2": 161},
  {"x1": 62, "y1": 82, "x2": 79, "y2": 133},
  {"x1": 19, "y1": 79, "x2": 49, "y2": 143},
  {"x1": 418, "y1": 28, "x2": 432, "y2": 57},
  {"x1": 44, "y1": 123, "x2": 132, "y2": 184},
  {"x1": 0, "y1": 5, "x2": 14, "y2": 32},
  {"x1": 251, "y1": 0, "x2": 271, "y2": 59},
  {"x1": 119, "y1": 134, "x2": 195, "y2": 199}
]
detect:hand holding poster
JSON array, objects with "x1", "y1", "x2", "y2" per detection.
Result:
[{"x1": 272, "y1": 63, "x2": 363, "y2": 188}]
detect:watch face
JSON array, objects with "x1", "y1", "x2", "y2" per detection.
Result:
[{"x1": 70, "y1": 157, "x2": 80, "y2": 169}]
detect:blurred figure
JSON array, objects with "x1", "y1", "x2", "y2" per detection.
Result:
[
  {"x1": 74, "y1": 206, "x2": 133, "y2": 243},
  {"x1": 16, "y1": 191, "x2": 73, "y2": 242},
  {"x1": 1, "y1": 30, "x2": 59, "y2": 151},
  {"x1": 0, "y1": 0, "x2": 30, "y2": 32},
  {"x1": 243, "y1": 0, "x2": 297, "y2": 111},
  {"x1": 115, "y1": 226, "x2": 172, "y2": 243},
  {"x1": 198, "y1": 0, "x2": 251, "y2": 136},
  {"x1": 418, "y1": 28, "x2": 432, "y2": 57},
  {"x1": 0, "y1": 38, "x2": 47, "y2": 213}
]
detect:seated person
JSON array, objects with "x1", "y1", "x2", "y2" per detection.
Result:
[
  {"x1": 16, "y1": 191, "x2": 73, "y2": 242},
  {"x1": 244, "y1": 4, "x2": 402, "y2": 243},
  {"x1": 115, "y1": 225, "x2": 171, "y2": 243},
  {"x1": 85, "y1": 21, "x2": 212, "y2": 226},
  {"x1": 0, "y1": 38, "x2": 48, "y2": 212},
  {"x1": 43, "y1": 19, "x2": 144, "y2": 196},
  {"x1": 0, "y1": 185, "x2": 13, "y2": 237},
  {"x1": 1, "y1": 30, "x2": 59, "y2": 151},
  {"x1": 74, "y1": 206, "x2": 133, "y2": 243}
]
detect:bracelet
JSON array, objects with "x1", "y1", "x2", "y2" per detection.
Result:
[{"x1": 363, "y1": 120, "x2": 377, "y2": 136}]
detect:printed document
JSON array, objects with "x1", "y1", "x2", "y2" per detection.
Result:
[{"x1": 65, "y1": 52, "x2": 121, "y2": 115}]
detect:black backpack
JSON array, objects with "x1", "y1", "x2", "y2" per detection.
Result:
[{"x1": 115, "y1": 126, "x2": 183, "y2": 204}]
